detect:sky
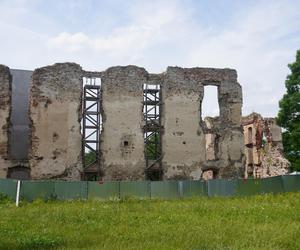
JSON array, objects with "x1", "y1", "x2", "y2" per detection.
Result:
[{"x1": 0, "y1": 0, "x2": 299, "y2": 117}]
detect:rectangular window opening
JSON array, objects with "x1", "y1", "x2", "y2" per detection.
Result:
[
  {"x1": 143, "y1": 83, "x2": 163, "y2": 181},
  {"x1": 82, "y1": 76, "x2": 102, "y2": 180},
  {"x1": 201, "y1": 85, "x2": 220, "y2": 120}
]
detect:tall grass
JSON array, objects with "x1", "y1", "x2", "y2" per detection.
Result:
[{"x1": 0, "y1": 192, "x2": 300, "y2": 249}]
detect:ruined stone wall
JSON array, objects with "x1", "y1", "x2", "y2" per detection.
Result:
[
  {"x1": 2, "y1": 62, "x2": 247, "y2": 181},
  {"x1": 260, "y1": 118, "x2": 289, "y2": 177},
  {"x1": 100, "y1": 66, "x2": 146, "y2": 180},
  {"x1": 215, "y1": 71, "x2": 245, "y2": 178},
  {"x1": 0, "y1": 65, "x2": 11, "y2": 177},
  {"x1": 264, "y1": 118, "x2": 283, "y2": 147},
  {"x1": 242, "y1": 113, "x2": 289, "y2": 178},
  {"x1": 29, "y1": 63, "x2": 83, "y2": 180},
  {"x1": 163, "y1": 67, "x2": 245, "y2": 180},
  {"x1": 162, "y1": 67, "x2": 205, "y2": 179}
]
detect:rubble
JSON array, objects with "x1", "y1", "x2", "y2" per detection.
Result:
[{"x1": 242, "y1": 113, "x2": 290, "y2": 178}]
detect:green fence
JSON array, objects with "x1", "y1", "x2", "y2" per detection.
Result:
[
  {"x1": 207, "y1": 179, "x2": 237, "y2": 197},
  {"x1": 0, "y1": 179, "x2": 17, "y2": 200},
  {"x1": 236, "y1": 179, "x2": 261, "y2": 196},
  {"x1": 88, "y1": 181, "x2": 119, "y2": 199},
  {"x1": 0, "y1": 175, "x2": 300, "y2": 202},
  {"x1": 21, "y1": 181, "x2": 54, "y2": 201}
]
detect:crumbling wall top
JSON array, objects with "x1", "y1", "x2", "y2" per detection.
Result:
[
  {"x1": 30, "y1": 62, "x2": 83, "y2": 126},
  {"x1": 166, "y1": 67, "x2": 237, "y2": 84},
  {"x1": 31, "y1": 63, "x2": 82, "y2": 100},
  {"x1": 103, "y1": 65, "x2": 147, "y2": 81},
  {"x1": 0, "y1": 65, "x2": 11, "y2": 110},
  {"x1": 242, "y1": 112, "x2": 263, "y2": 126}
]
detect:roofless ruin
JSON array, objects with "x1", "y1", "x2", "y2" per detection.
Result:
[{"x1": 0, "y1": 63, "x2": 289, "y2": 181}]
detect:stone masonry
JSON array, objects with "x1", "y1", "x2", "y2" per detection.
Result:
[
  {"x1": 100, "y1": 66, "x2": 245, "y2": 180},
  {"x1": 162, "y1": 67, "x2": 245, "y2": 180},
  {"x1": 242, "y1": 113, "x2": 290, "y2": 178},
  {"x1": 0, "y1": 65, "x2": 11, "y2": 178},
  {"x1": 2, "y1": 62, "x2": 248, "y2": 181},
  {"x1": 100, "y1": 66, "x2": 147, "y2": 180},
  {"x1": 28, "y1": 63, "x2": 83, "y2": 180}
]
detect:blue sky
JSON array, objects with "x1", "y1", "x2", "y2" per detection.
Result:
[{"x1": 0, "y1": 0, "x2": 299, "y2": 117}]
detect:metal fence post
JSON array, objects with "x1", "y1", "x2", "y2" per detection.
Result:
[
  {"x1": 178, "y1": 181, "x2": 183, "y2": 198},
  {"x1": 15, "y1": 180, "x2": 21, "y2": 207}
]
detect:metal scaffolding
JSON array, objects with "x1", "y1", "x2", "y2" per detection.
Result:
[
  {"x1": 82, "y1": 77, "x2": 101, "y2": 180},
  {"x1": 143, "y1": 84, "x2": 163, "y2": 180}
]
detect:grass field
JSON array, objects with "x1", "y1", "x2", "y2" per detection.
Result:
[{"x1": 0, "y1": 192, "x2": 300, "y2": 250}]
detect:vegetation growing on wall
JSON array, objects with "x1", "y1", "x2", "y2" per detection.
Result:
[
  {"x1": 84, "y1": 151, "x2": 96, "y2": 167},
  {"x1": 145, "y1": 133, "x2": 160, "y2": 160}
]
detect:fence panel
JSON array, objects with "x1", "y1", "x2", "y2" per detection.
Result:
[
  {"x1": 281, "y1": 175, "x2": 300, "y2": 192},
  {"x1": 180, "y1": 180, "x2": 207, "y2": 197},
  {"x1": 120, "y1": 181, "x2": 150, "y2": 199},
  {"x1": 150, "y1": 181, "x2": 179, "y2": 199},
  {"x1": 0, "y1": 178, "x2": 17, "y2": 200},
  {"x1": 54, "y1": 181, "x2": 88, "y2": 200},
  {"x1": 236, "y1": 179, "x2": 261, "y2": 196},
  {"x1": 2, "y1": 175, "x2": 300, "y2": 202},
  {"x1": 190, "y1": 180, "x2": 207, "y2": 197},
  {"x1": 88, "y1": 181, "x2": 120, "y2": 199},
  {"x1": 21, "y1": 181, "x2": 54, "y2": 201},
  {"x1": 207, "y1": 179, "x2": 237, "y2": 197},
  {"x1": 260, "y1": 176, "x2": 284, "y2": 194}
]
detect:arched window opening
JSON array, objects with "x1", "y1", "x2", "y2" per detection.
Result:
[
  {"x1": 7, "y1": 166, "x2": 30, "y2": 180},
  {"x1": 248, "y1": 127, "x2": 253, "y2": 144},
  {"x1": 248, "y1": 148, "x2": 254, "y2": 165},
  {"x1": 202, "y1": 169, "x2": 218, "y2": 181}
]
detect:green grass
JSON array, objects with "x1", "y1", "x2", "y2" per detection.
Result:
[{"x1": 1, "y1": 193, "x2": 300, "y2": 250}]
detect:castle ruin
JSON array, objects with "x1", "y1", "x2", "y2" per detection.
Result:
[
  {"x1": 242, "y1": 113, "x2": 289, "y2": 178},
  {"x1": 0, "y1": 63, "x2": 289, "y2": 181}
]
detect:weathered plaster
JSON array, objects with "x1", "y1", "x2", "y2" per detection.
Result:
[
  {"x1": 162, "y1": 67, "x2": 245, "y2": 180},
  {"x1": 100, "y1": 66, "x2": 147, "y2": 180},
  {"x1": 29, "y1": 63, "x2": 83, "y2": 180},
  {"x1": 0, "y1": 65, "x2": 11, "y2": 177}
]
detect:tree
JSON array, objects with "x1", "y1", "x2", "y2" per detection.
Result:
[
  {"x1": 84, "y1": 150, "x2": 96, "y2": 166},
  {"x1": 145, "y1": 133, "x2": 161, "y2": 160},
  {"x1": 277, "y1": 50, "x2": 300, "y2": 171}
]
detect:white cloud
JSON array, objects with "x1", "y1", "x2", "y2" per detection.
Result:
[
  {"x1": 47, "y1": 0, "x2": 187, "y2": 61},
  {"x1": 0, "y1": 0, "x2": 299, "y2": 117},
  {"x1": 47, "y1": 25, "x2": 154, "y2": 55}
]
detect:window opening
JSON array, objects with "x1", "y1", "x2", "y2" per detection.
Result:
[
  {"x1": 143, "y1": 84, "x2": 163, "y2": 180},
  {"x1": 82, "y1": 77, "x2": 102, "y2": 181},
  {"x1": 201, "y1": 86, "x2": 219, "y2": 119}
]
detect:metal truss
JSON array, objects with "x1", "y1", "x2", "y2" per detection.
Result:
[
  {"x1": 82, "y1": 77, "x2": 101, "y2": 180},
  {"x1": 143, "y1": 84, "x2": 163, "y2": 180}
]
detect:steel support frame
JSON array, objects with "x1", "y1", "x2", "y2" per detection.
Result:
[
  {"x1": 82, "y1": 78, "x2": 101, "y2": 180},
  {"x1": 143, "y1": 84, "x2": 163, "y2": 180}
]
